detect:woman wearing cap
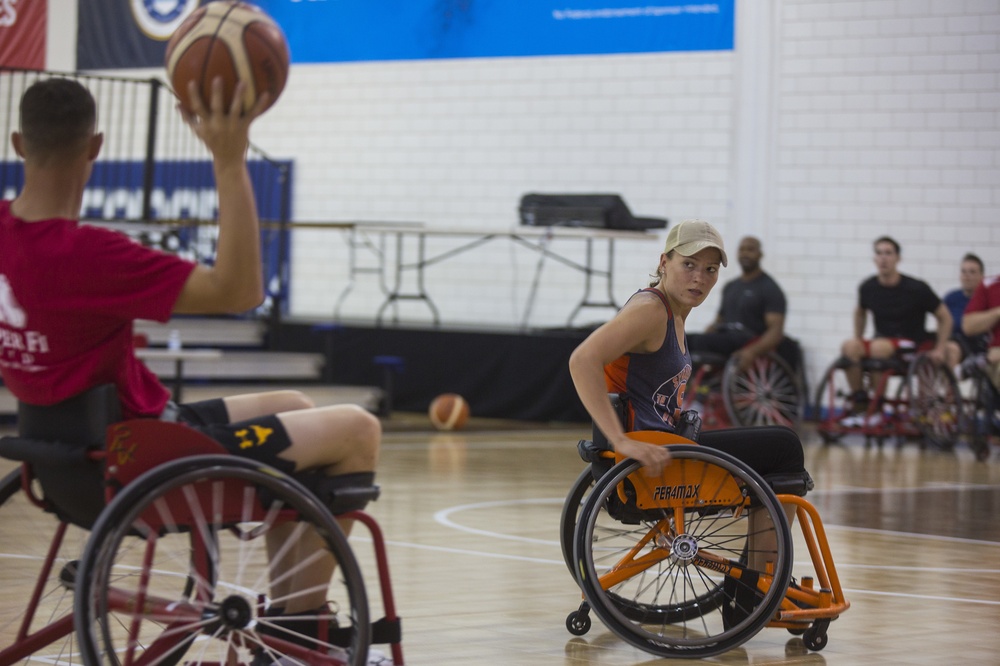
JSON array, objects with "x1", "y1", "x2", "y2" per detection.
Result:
[{"x1": 569, "y1": 219, "x2": 809, "y2": 483}]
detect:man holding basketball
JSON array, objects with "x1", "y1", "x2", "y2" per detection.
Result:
[{"x1": 0, "y1": 78, "x2": 379, "y2": 653}]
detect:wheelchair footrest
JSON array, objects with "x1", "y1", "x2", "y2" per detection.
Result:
[
  {"x1": 292, "y1": 471, "x2": 380, "y2": 514},
  {"x1": 371, "y1": 616, "x2": 402, "y2": 645},
  {"x1": 765, "y1": 471, "x2": 815, "y2": 496}
]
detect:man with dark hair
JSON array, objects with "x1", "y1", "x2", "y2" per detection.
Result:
[
  {"x1": 943, "y1": 253, "x2": 987, "y2": 368},
  {"x1": 838, "y1": 236, "x2": 952, "y2": 419},
  {"x1": 688, "y1": 236, "x2": 789, "y2": 371},
  {"x1": 0, "y1": 77, "x2": 381, "y2": 650}
]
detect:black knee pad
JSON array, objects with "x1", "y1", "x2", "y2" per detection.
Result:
[{"x1": 293, "y1": 471, "x2": 379, "y2": 514}]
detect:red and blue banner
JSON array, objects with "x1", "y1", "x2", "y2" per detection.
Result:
[{"x1": 0, "y1": 0, "x2": 46, "y2": 69}]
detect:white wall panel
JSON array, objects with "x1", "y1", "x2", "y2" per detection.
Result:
[{"x1": 45, "y1": 0, "x2": 1000, "y2": 399}]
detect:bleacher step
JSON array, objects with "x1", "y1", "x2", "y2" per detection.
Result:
[
  {"x1": 141, "y1": 350, "x2": 325, "y2": 381},
  {"x1": 136, "y1": 318, "x2": 266, "y2": 348}
]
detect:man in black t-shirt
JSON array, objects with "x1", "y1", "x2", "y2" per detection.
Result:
[
  {"x1": 689, "y1": 236, "x2": 789, "y2": 371},
  {"x1": 839, "y1": 236, "x2": 952, "y2": 413}
]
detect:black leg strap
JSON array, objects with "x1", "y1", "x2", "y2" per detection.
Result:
[
  {"x1": 764, "y1": 470, "x2": 815, "y2": 496},
  {"x1": 292, "y1": 471, "x2": 379, "y2": 514}
]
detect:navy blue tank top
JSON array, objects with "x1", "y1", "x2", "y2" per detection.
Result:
[{"x1": 605, "y1": 288, "x2": 692, "y2": 432}]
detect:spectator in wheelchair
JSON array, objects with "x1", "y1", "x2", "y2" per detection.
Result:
[
  {"x1": 963, "y1": 272, "x2": 1000, "y2": 391},
  {"x1": 838, "y1": 236, "x2": 952, "y2": 423},
  {"x1": 943, "y1": 253, "x2": 988, "y2": 371},
  {"x1": 0, "y1": 78, "x2": 381, "y2": 643},
  {"x1": 568, "y1": 219, "x2": 812, "y2": 531},
  {"x1": 686, "y1": 235, "x2": 790, "y2": 372}
]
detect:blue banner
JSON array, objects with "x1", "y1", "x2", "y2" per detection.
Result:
[
  {"x1": 1, "y1": 160, "x2": 289, "y2": 221},
  {"x1": 1, "y1": 159, "x2": 292, "y2": 313},
  {"x1": 256, "y1": 0, "x2": 735, "y2": 63}
]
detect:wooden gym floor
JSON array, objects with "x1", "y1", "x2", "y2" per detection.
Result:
[{"x1": 0, "y1": 385, "x2": 998, "y2": 665}]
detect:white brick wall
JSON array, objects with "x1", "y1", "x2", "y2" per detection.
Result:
[
  {"x1": 251, "y1": 51, "x2": 735, "y2": 331},
  {"x1": 46, "y1": 0, "x2": 1000, "y2": 396},
  {"x1": 774, "y1": 0, "x2": 1000, "y2": 388}
]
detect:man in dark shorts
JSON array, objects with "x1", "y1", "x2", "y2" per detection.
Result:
[
  {"x1": 0, "y1": 78, "x2": 381, "y2": 638},
  {"x1": 688, "y1": 236, "x2": 791, "y2": 371},
  {"x1": 839, "y1": 236, "x2": 952, "y2": 419}
]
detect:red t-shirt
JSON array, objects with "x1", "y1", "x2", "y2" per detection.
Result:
[
  {"x1": 0, "y1": 201, "x2": 196, "y2": 418},
  {"x1": 966, "y1": 274, "x2": 1000, "y2": 348}
]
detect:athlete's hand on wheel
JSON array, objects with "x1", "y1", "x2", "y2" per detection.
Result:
[{"x1": 613, "y1": 437, "x2": 671, "y2": 477}]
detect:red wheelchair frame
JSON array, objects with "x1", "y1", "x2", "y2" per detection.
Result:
[
  {"x1": 684, "y1": 341, "x2": 805, "y2": 430},
  {"x1": 0, "y1": 406, "x2": 404, "y2": 666},
  {"x1": 813, "y1": 343, "x2": 961, "y2": 450}
]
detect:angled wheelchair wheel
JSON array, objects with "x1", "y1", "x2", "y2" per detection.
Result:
[
  {"x1": 74, "y1": 455, "x2": 370, "y2": 666},
  {"x1": 561, "y1": 466, "x2": 595, "y2": 579},
  {"x1": 968, "y1": 371, "x2": 998, "y2": 461},
  {"x1": 905, "y1": 354, "x2": 961, "y2": 450},
  {"x1": 573, "y1": 446, "x2": 793, "y2": 659},
  {"x1": 812, "y1": 362, "x2": 852, "y2": 443},
  {"x1": 722, "y1": 353, "x2": 803, "y2": 428}
]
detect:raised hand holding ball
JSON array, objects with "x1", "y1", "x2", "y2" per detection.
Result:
[{"x1": 165, "y1": 1, "x2": 289, "y2": 115}]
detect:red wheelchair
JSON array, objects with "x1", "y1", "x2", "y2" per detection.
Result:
[
  {"x1": 813, "y1": 344, "x2": 962, "y2": 450},
  {"x1": 0, "y1": 385, "x2": 404, "y2": 666},
  {"x1": 684, "y1": 337, "x2": 806, "y2": 430}
]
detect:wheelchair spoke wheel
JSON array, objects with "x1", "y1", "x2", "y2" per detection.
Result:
[
  {"x1": 74, "y1": 455, "x2": 370, "y2": 666},
  {"x1": 573, "y1": 446, "x2": 792, "y2": 658},
  {"x1": 723, "y1": 354, "x2": 803, "y2": 428},
  {"x1": 906, "y1": 354, "x2": 961, "y2": 450}
]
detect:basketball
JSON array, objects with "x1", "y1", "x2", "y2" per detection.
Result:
[
  {"x1": 165, "y1": 1, "x2": 289, "y2": 115},
  {"x1": 429, "y1": 393, "x2": 470, "y2": 431}
]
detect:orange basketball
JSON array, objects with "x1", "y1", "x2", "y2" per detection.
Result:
[
  {"x1": 165, "y1": 1, "x2": 289, "y2": 115},
  {"x1": 429, "y1": 393, "x2": 470, "y2": 431}
]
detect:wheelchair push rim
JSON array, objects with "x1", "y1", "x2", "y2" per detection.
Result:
[
  {"x1": 573, "y1": 446, "x2": 793, "y2": 659},
  {"x1": 74, "y1": 455, "x2": 371, "y2": 666}
]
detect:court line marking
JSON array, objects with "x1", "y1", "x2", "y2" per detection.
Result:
[
  {"x1": 433, "y1": 496, "x2": 1000, "y2": 549},
  {"x1": 424, "y1": 496, "x2": 1000, "y2": 607}
]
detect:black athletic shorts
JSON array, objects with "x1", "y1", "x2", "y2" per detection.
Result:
[
  {"x1": 699, "y1": 426, "x2": 806, "y2": 478},
  {"x1": 166, "y1": 398, "x2": 297, "y2": 475}
]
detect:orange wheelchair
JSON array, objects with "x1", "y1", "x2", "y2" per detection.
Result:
[
  {"x1": 813, "y1": 345, "x2": 961, "y2": 450},
  {"x1": 561, "y1": 400, "x2": 849, "y2": 659},
  {"x1": 0, "y1": 385, "x2": 404, "y2": 666}
]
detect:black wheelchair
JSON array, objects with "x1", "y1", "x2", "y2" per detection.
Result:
[
  {"x1": 560, "y1": 396, "x2": 848, "y2": 659},
  {"x1": 0, "y1": 385, "x2": 404, "y2": 666}
]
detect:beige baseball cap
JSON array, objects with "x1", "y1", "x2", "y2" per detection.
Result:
[{"x1": 663, "y1": 219, "x2": 728, "y2": 267}]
